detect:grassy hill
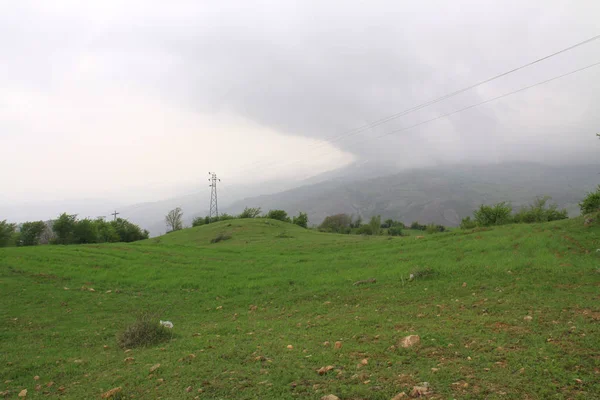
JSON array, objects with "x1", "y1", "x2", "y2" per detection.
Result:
[{"x1": 1, "y1": 218, "x2": 599, "y2": 399}]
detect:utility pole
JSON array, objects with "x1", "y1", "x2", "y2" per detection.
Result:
[
  {"x1": 111, "y1": 210, "x2": 120, "y2": 221},
  {"x1": 208, "y1": 172, "x2": 220, "y2": 222}
]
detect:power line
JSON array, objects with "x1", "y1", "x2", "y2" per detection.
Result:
[
  {"x1": 252, "y1": 61, "x2": 600, "y2": 173},
  {"x1": 232, "y1": 33, "x2": 600, "y2": 174},
  {"x1": 111, "y1": 210, "x2": 120, "y2": 221}
]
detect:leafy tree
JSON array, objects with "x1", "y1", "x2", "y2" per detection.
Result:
[
  {"x1": 73, "y1": 218, "x2": 99, "y2": 244},
  {"x1": 579, "y1": 185, "x2": 600, "y2": 214},
  {"x1": 383, "y1": 219, "x2": 395, "y2": 229},
  {"x1": 192, "y1": 217, "x2": 206, "y2": 227},
  {"x1": 474, "y1": 202, "x2": 513, "y2": 226},
  {"x1": 110, "y1": 218, "x2": 149, "y2": 242},
  {"x1": 19, "y1": 221, "x2": 47, "y2": 246},
  {"x1": 239, "y1": 207, "x2": 262, "y2": 219},
  {"x1": 319, "y1": 214, "x2": 352, "y2": 234},
  {"x1": 95, "y1": 219, "x2": 120, "y2": 243},
  {"x1": 356, "y1": 224, "x2": 373, "y2": 235},
  {"x1": 165, "y1": 207, "x2": 184, "y2": 232},
  {"x1": 369, "y1": 215, "x2": 381, "y2": 235},
  {"x1": 292, "y1": 212, "x2": 308, "y2": 228},
  {"x1": 52, "y1": 213, "x2": 77, "y2": 244},
  {"x1": 0, "y1": 220, "x2": 16, "y2": 247},
  {"x1": 266, "y1": 209, "x2": 290, "y2": 222}
]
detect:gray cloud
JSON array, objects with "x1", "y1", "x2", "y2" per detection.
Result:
[{"x1": 1, "y1": 0, "x2": 599, "y2": 207}]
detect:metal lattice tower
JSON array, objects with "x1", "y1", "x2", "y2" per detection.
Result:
[{"x1": 208, "y1": 172, "x2": 220, "y2": 222}]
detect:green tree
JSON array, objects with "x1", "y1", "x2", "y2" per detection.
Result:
[
  {"x1": 95, "y1": 219, "x2": 120, "y2": 243},
  {"x1": 292, "y1": 212, "x2": 308, "y2": 228},
  {"x1": 110, "y1": 218, "x2": 149, "y2": 242},
  {"x1": 369, "y1": 215, "x2": 381, "y2": 235},
  {"x1": 319, "y1": 214, "x2": 352, "y2": 234},
  {"x1": 0, "y1": 220, "x2": 16, "y2": 247},
  {"x1": 266, "y1": 209, "x2": 290, "y2": 222},
  {"x1": 513, "y1": 196, "x2": 568, "y2": 223},
  {"x1": 165, "y1": 207, "x2": 183, "y2": 232},
  {"x1": 52, "y1": 213, "x2": 77, "y2": 244},
  {"x1": 19, "y1": 221, "x2": 47, "y2": 246},
  {"x1": 460, "y1": 216, "x2": 477, "y2": 229},
  {"x1": 239, "y1": 207, "x2": 262, "y2": 218},
  {"x1": 73, "y1": 218, "x2": 99, "y2": 244}
]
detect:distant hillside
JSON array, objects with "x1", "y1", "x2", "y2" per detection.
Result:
[{"x1": 224, "y1": 163, "x2": 600, "y2": 226}]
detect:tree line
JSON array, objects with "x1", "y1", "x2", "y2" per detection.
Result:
[{"x1": 0, "y1": 214, "x2": 149, "y2": 247}]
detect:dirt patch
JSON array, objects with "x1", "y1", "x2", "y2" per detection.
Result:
[{"x1": 489, "y1": 322, "x2": 531, "y2": 335}]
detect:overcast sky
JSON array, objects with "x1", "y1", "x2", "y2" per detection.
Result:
[{"x1": 1, "y1": 0, "x2": 599, "y2": 207}]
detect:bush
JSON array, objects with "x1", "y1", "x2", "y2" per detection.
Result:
[
  {"x1": 0, "y1": 220, "x2": 16, "y2": 247},
  {"x1": 117, "y1": 313, "x2": 171, "y2": 349},
  {"x1": 356, "y1": 224, "x2": 374, "y2": 235},
  {"x1": 579, "y1": 186, "x2": 600, "y2": 214},
  {"x1": 474, "y1": 202, "x2": 513, "y2": 226},
  {"x1": 211, "y1": 233, "x2": 232, "y2": 243},
  {"x1": 460, "y1": 216, "x2": 477, "y2": 229},
  {"x1": 513, "y1": 196, "x2": 568, "y2": 223},
  {"x1": 410, "y1": 222, "x2": 427, "y2": 231},
  {"x1": 192, "y1": 217, "x2": 206, "y2": 227},
  {"x1": 265, "y1": 210, "x2": 290, "y2": 222},
  {"x1": 292, "y1": 212, "x2": 308, "y2": 228},
  {"x1": 73, "y1": 218, "x2": 99, "y2": 244},
  {"x1": 239, "y1": 207, "x2": 262, "y2": 219},
  {"x1": 218, "y1": 213, "x2": 234, "y2": 221},
  {"x1": 387, "y1": 226, "x2": 403, "y2": 236},
  {"x1": 425, "y1": 224, "x2": 445, "y2": 234},
  {"x1": 319, "y1": 214, "x2": 352, "y2": 234}
]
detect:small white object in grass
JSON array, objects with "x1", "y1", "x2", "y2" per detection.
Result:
[{"x1": 160, "y1": 320, "x2": 173, "y2": 329}]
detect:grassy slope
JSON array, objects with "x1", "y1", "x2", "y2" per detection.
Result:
[{"x1": 1, "y1": 218, "x2": 599, "y2": 399}]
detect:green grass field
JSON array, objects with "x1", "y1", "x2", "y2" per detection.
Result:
[{"x1": 1, "y1": 217, "x2": 599, "y2": 399}]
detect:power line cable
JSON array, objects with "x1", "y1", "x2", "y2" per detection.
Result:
[{"x1": 232, "y1": 34, "x2": 600, "y2": 174}]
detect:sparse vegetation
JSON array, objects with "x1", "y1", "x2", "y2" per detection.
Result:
[
  {"x1": 210, "y1": 232, "x2": 232, "y2": 243},
  {"x1": 239, "y1": 207, "x2": 262, "y2": 219},
  {"x1": 117, "y1": 313, "x2": 172, "y2": 349}
]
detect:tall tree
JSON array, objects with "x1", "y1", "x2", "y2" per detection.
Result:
[
  {"x1": 0, "y1": 220, "x2": 16, "y2": 247},
  {"x1": 19, "y1": 221, "x2": 47, "y2": 246},
  {"x1": 165, "y1": 207, "x2": 184, "y2": 232}
]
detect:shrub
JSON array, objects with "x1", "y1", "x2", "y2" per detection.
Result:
[
  {"x1": 211, "y1": 233, "x2": 232, "y2": 243},
  {"x1": 350, "y1": 216, "x2": 362, "y2": 229},
  {"x1": 218, "y1": 213, "x2": 234, "y2": 221},
  {"x1": 292, "y1": 212, "x2": 308, "y2": 228},
  {"x1": 110, "y1": 218, "x2": 149, "y2": 242},
  {"x1": 473, "y1": 202, "x2": 513, "y2": 226},
  {"x1": 192, "y1": 217, "x2": 206, "y2": 227},
  {"x1": 356, "y1": 224, "x2": 374, "y2": 235},
  {"x1": 410, "y1": 267, "x2": 437, "y2": 280},
  {"x1": 319, "y1": 214, "x2": 352, "y2": 234},
  {"x1": 265, "y1": 209, "x2": 290, "y2": 222},
  {"x1": 388, "y1": 226, "x2": 403, "y2": 236},
  {"x1": 579, "y1": 185, "x2": 600, "y2": 214},
  {"x1": 425, "y1": 224, "x2": 445, "y2": 234},
  {"x1": 239, "y1": 207, "x2": 262, "y2": 219},
  {"x1": 117, "y1": 313, "x2": 171, "y2": 349},
  {"x1": 410, "y1": 222, "x2": 427, "y2": 231},
  {"x1": 460, "y1": 216, "x2": 477, "y2": 229},
  {"x1": 513, "y1": 196, "x2": 568, "y2": 223}
]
